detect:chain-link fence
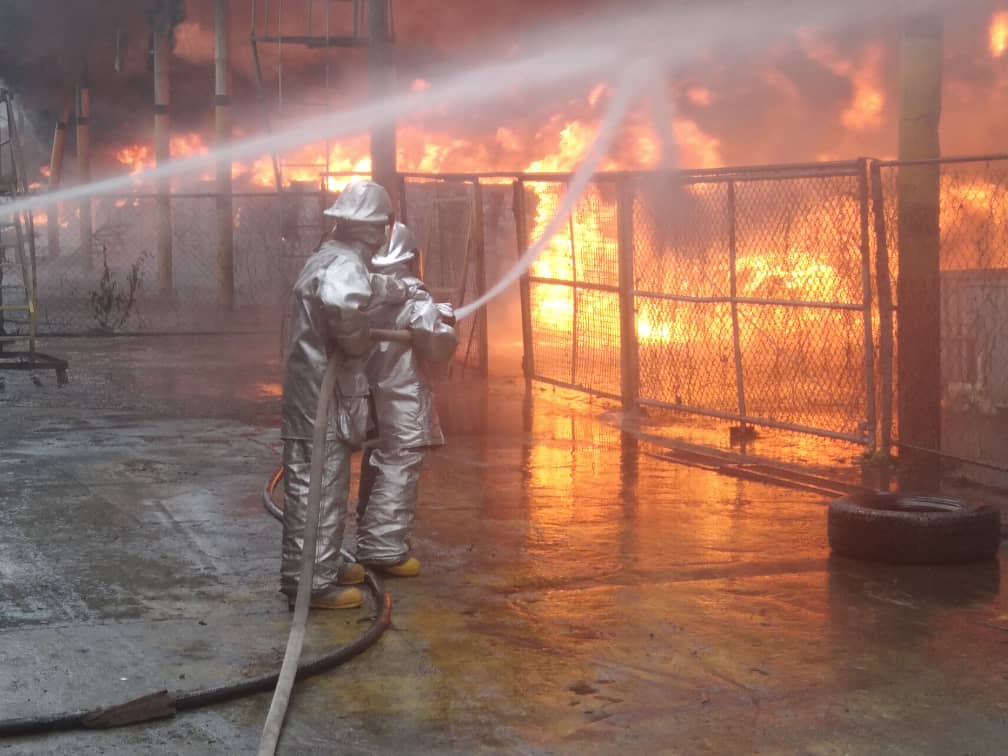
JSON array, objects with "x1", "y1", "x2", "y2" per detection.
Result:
[
  {"x1": 400, "y1": 175, "x2": 494, "y2": 376},
  {"x1": 513, "y1": 163, "x2": 877, "y2": 447},
  {"x1": 877, "y1": 155, "x2": 1008, "y2": 484},
  {"x1": 22, "y1": 156, "x2": 1008, "y2": 483},
  {"x1": 30, "y1": 190, "x2": 323, "y2": 334}
]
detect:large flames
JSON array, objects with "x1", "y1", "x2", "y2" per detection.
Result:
[{"x1": 99, "y1": 15, "x2": 1008, "y2": 355}]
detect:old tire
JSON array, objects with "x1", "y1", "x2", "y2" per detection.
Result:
[{"x1": 828, "y1": 493, "x2": 1001, "y2": 564}]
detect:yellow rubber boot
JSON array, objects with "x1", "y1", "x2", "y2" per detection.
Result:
[
  {"x1": 378, "y1": 556, "x2": 421, "y2": 578},
  {"x1": 288, "y1": 586, "x2": 364, "y2": 611},
  {"x1": 338, "y1": 562, "x2": 366, "y2": 585}
]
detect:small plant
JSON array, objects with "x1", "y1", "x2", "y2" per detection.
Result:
[{"x1": 89, "y1": 246, "x2": 146, "y2": 332}]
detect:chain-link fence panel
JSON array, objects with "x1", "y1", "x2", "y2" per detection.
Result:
[
  {"x1": 630, "y1": 165, "x2": 874, "y2": 444},
  {"x1": 520, "y1": 179, "x2": 621, "y2": 397},
  {"x1": 402, "y1": 176, "x2": 487, "y2": 376},
  {"x1": 30, "y1": 192, "x2": 318, "y2": 335},
  {"x1": 879, "y1": 157, "x2": 1008, "y2": 482},
  {"x1": 633, "y1": 179, "x2": 735, "y2": 414}
]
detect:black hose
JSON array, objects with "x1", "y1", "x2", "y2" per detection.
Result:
[{"x1": 0, "y1": 572, "x2": 391, "y2": 738}]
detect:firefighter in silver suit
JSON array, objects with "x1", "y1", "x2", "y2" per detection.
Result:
[
  {"x1": 356, "y1": 222, "x2": 458, "y2": 576},
  {"x1": 280, "y1": 181, "x2": 412, "y2": 610}
]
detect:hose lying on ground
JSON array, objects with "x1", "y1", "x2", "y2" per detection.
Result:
[
  {"x1": 0, "y1": 573, "x2": 391, "y2": 738},
  {"x1": 0, "y1": 350, "x2": 394, "y2": 743}
]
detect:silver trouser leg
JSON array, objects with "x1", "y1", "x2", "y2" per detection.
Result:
[
  {"x1": 355, "y1": 447, "x2": 424, "y2": 566},
  {"x1": 280, "y1": 438, "x2": 351, "y2": 595}
]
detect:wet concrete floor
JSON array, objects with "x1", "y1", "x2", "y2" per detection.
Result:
[{"x1": 1, "y1": 335, "x2": 1006, "y2": 754}]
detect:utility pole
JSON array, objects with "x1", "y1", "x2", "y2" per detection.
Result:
[
  {"x1": 368, "y1": 0, "x2": 397, "y2": 206},
  {"x1": 896, "y1": 7, "x2": 943, "y2": 489}
]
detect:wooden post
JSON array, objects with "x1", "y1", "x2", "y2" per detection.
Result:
[
  {"x1": 154, "y1": 25, "x2": 172, "y2": 297},
  {"x1": 616, "y1": 178, "x2": 640, "y2": 411},
  {"x1": 215, "y1": 0, "x2": 234, "y2": 311},
  {"x1": 46, "y1": 97, "x2": 70, "y2": 258},
  {"x1": 75, "y1": 74, "x2": 92, "y2": 270},
  {"x1": 472, "y1": 180, "x2": 488, "y2": 377},
  {"x1": 368, "y1": 0, "x2": 397, "y2": 207},
  {"x1": 512, "y1": 180, "x2": 534, "y2": 381},
  {"x1": 896, "y1": 8, "x2": 943, "y2": 488}
]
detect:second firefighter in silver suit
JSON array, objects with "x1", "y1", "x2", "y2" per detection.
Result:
[
  {"x1": 280, "y1": 181, "x2": 414, "y2": 610},
  {"x1": 356, "y1": 222, "x2": 458, "y2": 575}
]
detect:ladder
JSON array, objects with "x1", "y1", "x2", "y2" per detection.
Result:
[{"x1": 0, "y1": 89, "x2": 68, "y2": 387}]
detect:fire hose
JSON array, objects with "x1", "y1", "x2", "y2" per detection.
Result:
[
  {"x1": 0, "y1": 60, "x2": 647, "y2": 744},
  {"x1": 0, "y1": 337, "x2": 407, "y2": 745},
  {"x1": 257, "y1": 330, "x2": 407, "y2": 754}
]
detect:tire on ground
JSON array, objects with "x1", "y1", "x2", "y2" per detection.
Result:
[{"x1": 827, "y1": 493, "x2": 1001, "y2": 564}]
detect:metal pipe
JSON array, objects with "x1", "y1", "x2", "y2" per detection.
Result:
[
  {"x1": 727, "y1": 180, "x2": 748, "y2": 432},
  {"x1": 870, "y1": 160, "x2": 894, "y2": 457},
  {"x1": 526, "y1": 276, "x2": 620, "y2": 294},
  {"x1": 46, "y1": 97, "x2": 70, "y2": 258},
  {"x1": 567, "y1": 180, "x2": 579, "y2": 387},
  {"x1": 637, "y1": 397, "x2": 870, "y2": 445},
  {"x1": 857, "y1": 159, "x2": 877, "y2": 453},
  {"x1": 530, "y1": 373, "x2": 622, "y2": 402},
  {"x1": 512, "y1": 180, "x2": 535, "y2": 381},
  {"x1": 250, "y1": 39, "x2": 283, "y2": 193},
  {"x1": 75, "y1": 73, "x2": 92, "y2": 270},
  {"x1": 616, "y1": 176, "x2": 640, "y2": 410},
  {"x1": 875, "y1": 152, "x2": 1008, "y2": 168},
  {"x1": 216, "y1": 0, "x2": 234, "y2": 311},
  {"x1": 472, "y1": 180, "x2": 488, "y2": 376},
  {"x1": 632, "y1": 290, "x2": 865, "y2": 310},
  {"x1": 154, "y1": 27, "x2": 172, "y2": 296},
  {"x1": 368, "y1": 0, "x2": 397, "y2": 203}
]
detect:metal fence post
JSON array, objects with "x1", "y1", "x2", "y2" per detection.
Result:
[
  {"x1": 512, "y1": 180, "x2": 534, "y2": 381},
  {"x1": 727, "y1": 180, "x2": 747, "y2": 428},
  {"x1": 858, "y1": 159, "x2": 878, "y2": 452},
  {"x1": 870, "y1": 161, "x2": 894, "y2": 458},
  {"x1": 472, "y1": 179, "x2": 489, "y2": 377},
  {"x1": 616, "y1": 177, "x2": 640, "y2": 411},
  {"x1": 215, "y1": 0, "x2": 234, "y2": 311}
]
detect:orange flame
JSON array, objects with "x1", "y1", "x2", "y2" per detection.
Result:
[{"x1": 992, "y1": 11, "x2": 1008, "y2": 57}]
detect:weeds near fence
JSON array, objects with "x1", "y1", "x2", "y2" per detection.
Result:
[{"x1": 89, "y1": 246, "x2": 146, "y2": 333}]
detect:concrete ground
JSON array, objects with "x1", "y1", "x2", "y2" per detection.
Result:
[{"x1": 1, "y1": 335, "x2": 1006, "y2": 755}]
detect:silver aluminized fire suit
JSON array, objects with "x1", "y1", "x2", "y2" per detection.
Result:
[
  {"x1": 356, "y1": 223, "x2": 458, "y2": 566},
  {"x1": 279, "y1": 181, "x2": 409, "y2": 597}
]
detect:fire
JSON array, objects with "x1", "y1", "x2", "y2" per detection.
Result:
[
  {"x1": 991, "y1": 11, "x2": 1008, "y2": 57},
  {"x1": 115, "y1": 143, "x2": 153, "y2": 174},
  {"x1": 799, "y1": 34, "x2": 885, "y2": 132}
]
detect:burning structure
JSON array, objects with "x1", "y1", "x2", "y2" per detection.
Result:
[{"x1": 1, "y1": 0, "x2": 1008, "y2": 481}]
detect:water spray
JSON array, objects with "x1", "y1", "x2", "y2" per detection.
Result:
[{"x1": 455, "y1": 62, "x2": 652, "y2": 321}]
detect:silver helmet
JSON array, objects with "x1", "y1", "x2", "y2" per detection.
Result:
[
  {"x1": 371, "y1": 221, "x2": 418, "y2": 269},
  {"x1": 323, "y1": 180, "x2": 394, "y2": 224}
]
